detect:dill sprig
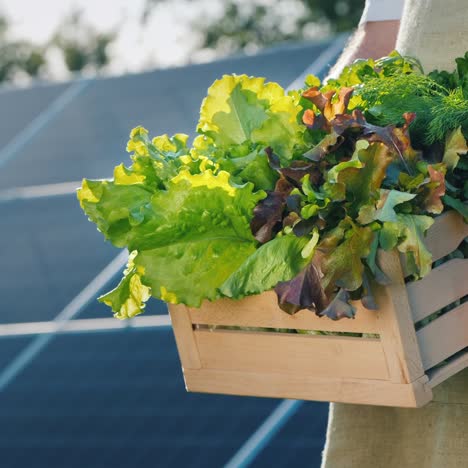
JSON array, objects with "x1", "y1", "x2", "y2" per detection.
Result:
[
  {"x1": 353, "y1": 73, "x2": 467, "y2": 145},
  {"x1": 325, "y1": 51, "x2": 468, "y2": 147},
  {"x1": 427, "y1": 89, "x2": 468, "y2": 143}
]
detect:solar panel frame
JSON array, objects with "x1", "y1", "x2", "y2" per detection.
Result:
[{"x1": 0, "y1": 38, "x2": 341, "y2": 467}]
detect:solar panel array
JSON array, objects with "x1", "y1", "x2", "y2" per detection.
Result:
[{"x1": 0, "y1": 40, "x2": 339, "y2": 467}]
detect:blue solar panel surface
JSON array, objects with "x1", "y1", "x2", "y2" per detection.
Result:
[
  {"x1": 0, "y1": 40, "x2": 337, "y2": 467},
  {"x1": 0, "y1": 83, "x2": 69, "y2": 149},
  {"x1": 252, "y1": 401, "x2": 328, "y2": 467},
  {"x1": 0, "y1": 329, "x2": 328, "y2": 468},
  {"x1": 0, "y1": 336, "x2": 33, "y2": 371},
  {"x1": 0, "y1": 196, "x2": 116, "y2": 323},
  {"x1": 0, "y1": 41, "x2": 330, "y2": 190}
]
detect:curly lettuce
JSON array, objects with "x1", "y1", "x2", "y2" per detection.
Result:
[
  {"x1": 78, "y1": 54, "x2": 467, "y2": 321},
  {"x1": 78, "y1": 75, "x2": 310, "y2": 317}
]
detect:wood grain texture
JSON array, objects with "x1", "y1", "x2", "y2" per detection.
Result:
[
  {"x1": 407, "y1": 258, "x2": 468, "y2": 322},
  {"x1": 168, "y1": 304, "x2": 202, "y2": 370},
  {"x1": 194, "y1": 329, "x2": 389, "y2": 380},
  {"x1": 376, "y1": 250, "x2": 425, "y2": 383},
  {"x1": 168, "y1": 211, "x2": 467, "y2": 406},
  {"x1": 189, "y1": 290, "x2": 379, "y2": 333},
  {"x1": 417, "y1": 302, "x2": 468, "y2": 370},
  {"x1": 424, "y1": 211, "x2": 468, "y2": 262},
  {"x1": 183, "y1": 369, "x2": 433, "y2": 408}
]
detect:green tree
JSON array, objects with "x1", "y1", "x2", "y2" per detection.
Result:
[
  {"x1": 197, "y1": 0, "x2": 364, "y2": 55},
  {"x1": 144, "y1": 0, "x2": 364, "y2": 57},
  {"x1": 22, "y1": 49, "x2": 46, "y2": 76},
  {"x1": 0, "y1": 9, "x2": 115, "y2": 85},
  {"x1": 302, "y1": 0, "x2": 365, "y2": 31},
  {"x1": 53, "y1": 11, "x2": 115, "y2": 73},
  {"x1": 0, "y1": 15, "x2": 46, "y2": 82}
]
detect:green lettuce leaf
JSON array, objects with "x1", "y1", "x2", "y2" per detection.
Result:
[
  {"x1": 197, "y1": 75, "x2": 303, "y2": 161},
  {"x1": 220, "y1": 235, "x2": 309, "y2": 299},
  {"x1": 78, "y1": 178, "x2": 153, "y2": 248},
  {"x1": 136, "y1": 239, "x2": 256, "y2": 307},
  {"x1": 216, "y1": 146, "x2": 278, "y2": 191},
  {"x1": 395, "y1": 214, "x2": 434, "y2": 277},
  {"x1": 320, "y1": 223, "x2": 374, "y2": 292},
  {"x1": 131, "y1": 170, "x2": 265, "y2": 307},
  {"x1": 443, "y1": 127, "x2": 468, "y2": 169},
  {"x1": 98, "y1": 251, "x2": 151, "y2": 319},
  {"x1": 325, "y1": 141, "x2": 393, "y2": 215},
  {"x1": 341, "y1": 141, "x2": 394, "y2": 208},
  {"x1": 126, "y1": 126, "x2": 191, "y2": 189},
  {"x1": 379, "y1": 222, "x2": 403, "y2": 251},
  {"x1": 80, "y1": 158, "x2": 266, "y2": 308},
  {"x1": 77, "y1": 128, "x2": 195, "y2": 248},
  {"x1": 358, "y1": 189, "x2": 416, "y2": 224},
  {"x1": 442, "y1": 195, "x2": 468, "y2": 221},
  {"x1": 378, "y1": 214, "x2": 434, "y2": 277}
]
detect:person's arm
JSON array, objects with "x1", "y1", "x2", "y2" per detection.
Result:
[{"x1": 327, "y1": 0, "x2": 404, "y2": 79}]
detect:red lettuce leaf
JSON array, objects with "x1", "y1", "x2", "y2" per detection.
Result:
[
  {"x1": 266, "y1": 146, "x2": 322, "y2": 185},
  {"x1": 250, "y1": 176, "x2": 293, "y2": 243},
  {"x1": 275, "y1": 261, "x2": 327, "y2": 315},
  {"x1": 423, "y1": 165, "x2": 446, "y2": 213},
  {"x1": 318, "y1": 289, "x2": 356, "y2": 320}
]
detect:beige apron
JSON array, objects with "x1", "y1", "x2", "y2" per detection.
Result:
[
  {"x1": 322, "y1": 1, "x2": 468, "y2": 466},
  {"x1": 321, "y1": 369, "x2": 468, "y2": 468},
  {"x1": 396, "y1": 0, "x2": 468, "y2": 72}
]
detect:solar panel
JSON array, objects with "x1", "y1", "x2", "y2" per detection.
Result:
[
  {"x1": 0, "y1": 39, "x2": 337, "y2": 466},
  {"x1": 0, "y1": 41, "x2": 332, "y2": 190},
  {"x1": 252, "y1": 401, "x2": 328, "y2": 467},
  {"x1": 0, "y1": 196, "x2": 116, "y2": 323},
  {"x1": 0, "y1": 328, "x2": 295, "y2": 468},
  {"x1": 0, "y1": 83, "x2": 69, "y2": 149},
  {"x1": 0, "y1": 336, "x2": 33, "y2": 372}
]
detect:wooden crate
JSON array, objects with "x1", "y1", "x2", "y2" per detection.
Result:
[{"x1": 169, "y1": 211, "x2": 468, "y2": 407}]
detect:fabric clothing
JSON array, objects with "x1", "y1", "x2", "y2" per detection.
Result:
[
  {"x1": 396, "y1": 0, "x2": 468, "y2": 72},
  {"x1": 360, "y1": 0, "x2": 405, "y2": 24},
  {"x1": 321, "y1": 369, "x2": 468, "y2": 468},
  {"x1": 322, "y1": 1, "x2": 468, "y2": 467}
]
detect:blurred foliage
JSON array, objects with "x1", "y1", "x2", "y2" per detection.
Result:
[
  {"x1": 144, "y1": 0, "x2": 364, "y2": 56},
  {"x1": 0, "y1": 15, "x2": 46, "y2": 82},
  {"x1": 0, "y1": 0, "x2": 365, "y2": 84},
  {"x1": 0, "y1": 10, "x2": 114, "y2": 83},
  {"x1": 53, "y1": 11, "x2": 115, "y2": 73}
]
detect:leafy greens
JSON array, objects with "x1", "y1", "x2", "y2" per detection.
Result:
[{"x1": 79, "y1": 54, "x2": 468, "y2": 320}]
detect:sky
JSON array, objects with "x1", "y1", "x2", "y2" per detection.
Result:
[{"x1": 0, "y1": 0, "x2": 224, "y2": 77}]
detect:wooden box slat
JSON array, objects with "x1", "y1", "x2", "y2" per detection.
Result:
[
  {"x1": 169, "y1": 304, "x2": 202, "y2": 369},
  {"x1": 168, "y1": 212, "x2": 467, "y2": 407},
  {"x1": 376, "y1": 250, "x2": 426, "y2": 383},
  {"x1": 417, "y1": 302, "x2": 468, "y2": 370},
  {"x1": 188, "y1": 291, "x2": 379, "y2": 333},
  {"x1": 194, "y1": 329, "x2": 389, "y2": 380},
  {"x1": 407, "y1": 258, "x2": 468, "y2": 322},
  {"x1": 427, "y1": 350, "x2": 468, "y2": 388},
  {"x1": 424, "y1": 211, "x2": 468, "y2": 261},
  {"x1": 183, "y1": 369, "x2": 433, "y2": 408}
]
